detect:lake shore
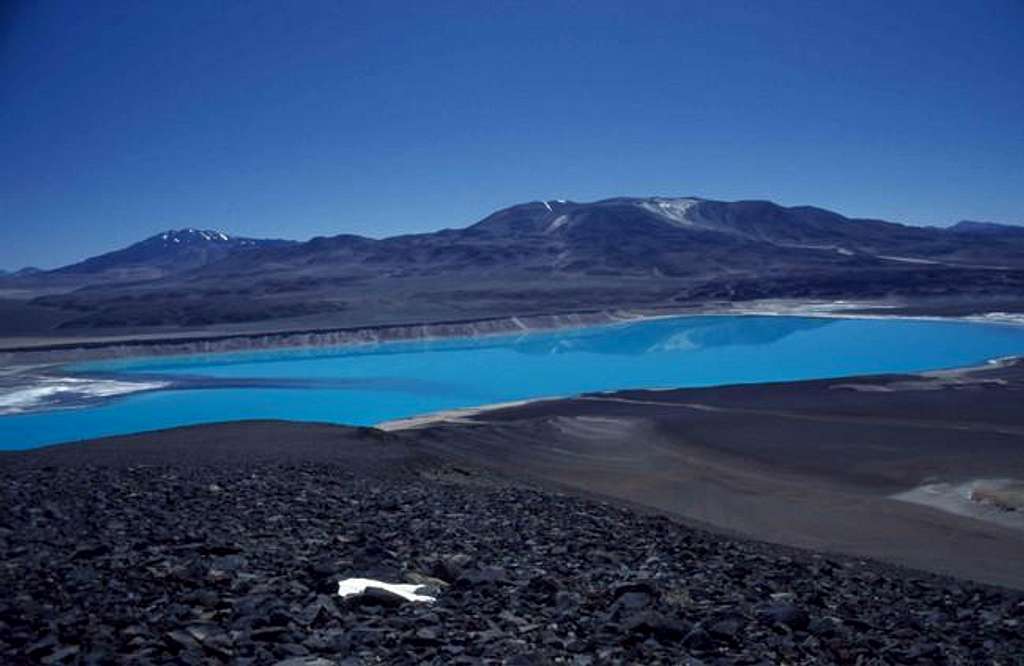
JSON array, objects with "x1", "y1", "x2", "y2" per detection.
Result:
[
  {"x1": 4, "y1": 296, "x2": 1024, "y2": 365},
  {"x1": 388, "y1": 357, "x2": 1024, "y2": 590},
  {"x1": 5, "y1": 310, "x2": 1024, "y2": 448},
  {"x1": 4, "y1": 357, "x2": 1024, "y2": 592}
]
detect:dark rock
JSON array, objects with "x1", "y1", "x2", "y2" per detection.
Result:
[
  {"x1": 611, "y1": 581, "x2": 660, "y2": 604},
  {"x1": 456, "y1": 566, "x2": 510, "y2": 587},
  {"x1": 345, "y1": 586, "x2": 409, "y2": 608},
  {"x1": 71, "y1": 544, "x2": 110, "y2": 560},
  {"x1": 299, "y1": 596, "x2": 340, "y2": 626},
  {"x1": 272, "y1": 658, "x2": 335, "y2": 666},
  {"x1": 807, "y1": 616, "x2": 840, "y2": 637},
  {"x1": 213, "y1": 554, "x2": 246, "y2": 571},
  {"x1": 410, "y1": 627, "x2": 442, "y2": 646},
  {"x1": 758, "y1": 604, "x2": 811, "y2": 631},
  {"x1": 907, "y1": 643, "x2": 942, "y2": 660},
  {"x1": 682, "y1": 627, "x2": 715, "y2": 651},
  {"x1": 25, "y1": 636, "x2": 58, "y2": 659},
  {"x1": 615, "y1": 591, "x2": 653, "y2": 612},
  {"x1": 431, "y1": 553, "x2": 473, "y2": 583},
  {"x1": 251, "y1": 604, "x2": 295, "y2": 629},
  {"x1": 353, "y1": 543, "x2": 394, "y2": 569},
  {"x1": 308, "y1": 557, "x2": 339, "y2": 577},
  {"x1": 165, "y1": 630, "x2": 201, "y2": 652},
  {"x1": 524, "y1": 575, "x2": 560, "y2": 601},
  {"x1": 622, "y1": 611, "x2": 690, "y2": 642},
  {"x1": 707, "y1": 611, "x2": 747, "y2": 642},
  {"x1": 277, "y1": 643, "x2": 310, "y2": 657},
  {"x1": 184, "y1": 623, "x2": 219, "y2": 644},
  {"x1": 40, "y1": 645, "x2": 80, "y2": 664},
  {"x1": 555, "y1": 591, "x2": 580, "y2": 614},
  {"x1": 200, "y1": 543, "x2": 242, "y2": 556},
  {"x1": 251, "y1": 626, "x2": 291, "y2": 641}
]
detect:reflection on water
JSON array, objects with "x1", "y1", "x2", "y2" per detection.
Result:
[
  {"x1": 3, "y1": 314, "x2": 1024, "y2": 449},
  {"x1": 512, "y1": 316, "x2": 832, "y2": 355},
  {"x1": 79, "y1": 315, "x2": 832, "y2": 373}
]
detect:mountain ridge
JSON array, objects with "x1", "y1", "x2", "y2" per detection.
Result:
[
  {"x1": 5, "y1": 196, "x2": 1024, "y2": 333},
  {"x1": 13, "y1": 197, "x2": 1024, "y2": 275},
  {"x1": 950, "y1": 220, "x2": 1024, "y2": 236}
]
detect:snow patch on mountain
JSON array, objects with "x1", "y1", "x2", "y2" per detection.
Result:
[
  {"x1": 637, "y1": 198, "x2": 701, "y2": 227},
  {"x1": 546, "y1": 215, "x2": 570, "y2": 233},
  {"x1": 158, "y1": 229, "x2": 233, "y2": 244}
]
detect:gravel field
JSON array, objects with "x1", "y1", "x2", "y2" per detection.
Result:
[{"x1": 2, "y1": 446, "x2": 1023, "y2": 665}]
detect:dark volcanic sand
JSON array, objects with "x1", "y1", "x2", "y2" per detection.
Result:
[
  {"x1": 2, "y1": 422, "x2": 1024, "y2": 664},
  {"x1": 407, "y1": 360, "x2": 1024, "y2": 591}
]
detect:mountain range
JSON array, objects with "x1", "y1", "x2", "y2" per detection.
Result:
[{"x1": 3, "y1": 197, "x2": 1024, "y2": 334}]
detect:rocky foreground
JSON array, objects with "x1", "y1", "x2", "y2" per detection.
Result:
[{"x1": 2, "y1": 447, "x2": 1023, "y2": 665}]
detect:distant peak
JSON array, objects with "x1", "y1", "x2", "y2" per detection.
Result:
[
  {"x1": 949, "y1": 220, "x2": 1024, "y2": 235},
  {"x1": 537, "y1": 199, "x2": 571, "y2": 212},
  {"x1": 156, "y1": 228, "x2": 231, "y2": 243},
  {"x1": 8, "y1": 266, "x2": 42, "y2": 276},
  {"x1": 952, "y1": 220, "x2": 1007, "y2": 230}
]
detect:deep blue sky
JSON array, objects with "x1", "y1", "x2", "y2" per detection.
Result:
[{"x1": 2, "y1": 1, "x2": 1022, "y2": 269}]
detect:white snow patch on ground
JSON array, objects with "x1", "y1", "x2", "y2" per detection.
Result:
[
  {"x1": 337, "y1": 578, "x2": 436, "y2": 603},
  {"x1": 542, "y1": 200, "x2": 552, "y2": 212},
  {"x1": 0, "y1": 377, "x2": 169, "y2": 415}
]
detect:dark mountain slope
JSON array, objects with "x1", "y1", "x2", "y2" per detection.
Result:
[
  {"x1": 950, "y1": 220, "x2": 1024, "y2": 238},
  {"x1": 11, "y1": 197, "x2": 1024, "y2": 333}
]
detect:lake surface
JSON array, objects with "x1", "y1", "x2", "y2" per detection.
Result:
[{"x1": 3, "y1": 315, "x2": 1024, "y2": 450}]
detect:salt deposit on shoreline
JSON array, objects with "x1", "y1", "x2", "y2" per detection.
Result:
[
  {"x1": 891, "y1": 478, "x2": 1024, "y2": 531},
  {"x1": 0, "y1": 374, "x2": 168, "y2": 415}
]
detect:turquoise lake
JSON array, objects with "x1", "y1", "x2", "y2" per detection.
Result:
[{"x1": 3, "y1": 315, "x2": 1024, "y2": 450}]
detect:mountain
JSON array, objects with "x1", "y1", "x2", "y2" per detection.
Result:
[
  {"x1": 0, "y1": 267, "x2": 42, "y2": 277},
  {"x1": 186, "y1": 197, "x2": 1024, "y2": 281},
  {"x1": 50, "y1": 228, "x2": 294, "y2": 281},
  {"x1": 11, "y1": 197, "x2": 1024, "y2": 332},
  {"x1": 949, "y1": 220, "x2": 1024, "y2": 237}
]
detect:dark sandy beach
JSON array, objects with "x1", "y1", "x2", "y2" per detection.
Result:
[{"x1": 402, "y1": 358, "x2": 1024, "y2": 591}]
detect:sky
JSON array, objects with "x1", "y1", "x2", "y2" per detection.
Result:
[{"x1": 1, "y1": 1, "x2": 1022, "y2": 269}]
